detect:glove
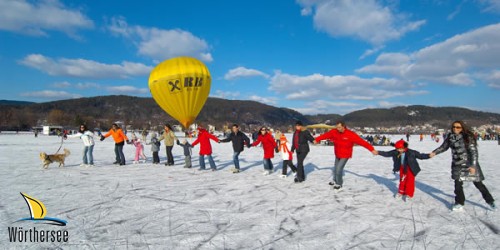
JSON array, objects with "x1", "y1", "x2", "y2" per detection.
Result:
[
  {"x1": 247, "y1": 144, "x2": 252, "y2": 148},
  {"x1": 63, "y1": 134, "x2": 67, "y2": 139},
  {"x1": 176, "y1": 140, "x2": 180, "y2": 145},
  {"x1": 275, "y1": 148, "x2": 279, "y2": 153},
  {"x1": 126, "y1": 140, "x2": 131, "y2": 144},
  {"x1": 100, "y1": 135, "x2": 105, "y2": 141}
]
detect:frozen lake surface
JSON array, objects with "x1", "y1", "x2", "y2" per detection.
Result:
[{"x1": 0, "y1": 133, "x2": 499, "y2": 249}]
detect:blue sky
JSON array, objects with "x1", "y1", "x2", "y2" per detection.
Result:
[{"x1": 0, "y1": 0, "x2": 499, "y2": 115}]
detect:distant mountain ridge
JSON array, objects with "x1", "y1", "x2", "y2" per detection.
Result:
[
  {"x1": 0, "y1": 100, "x2": 35, "y2": 106},
  {"x1": 1, "y1": 95, "x2": 499, "y2": 130}
]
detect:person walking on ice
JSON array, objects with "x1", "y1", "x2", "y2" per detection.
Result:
[
  {"x1": 377, "y1": 140, "x2": 433, "y2": 202},
  {"x1": 278, "y1": 134, "x2": 297, "y2": 178},
  {"x1": 67, "y1": 124, "x2": 95, "y2": 167},
  {"x1": 314, "y1": 121, "x2": 377, "y2": 190},
  {"x1": 191, "y1": 124, "x2": 220, "y2": 171},
  {"x1": 147, "y1": 132, "x2": 161, "y2": 164},
  {"x1": 430, "y1": 120, "x2": 496, "y2": 211},
  {"x1": 219, "y1": 124, "x2": 250, "y2": 173},
  {"x1": 101, "y1": 123, "x2": 129, "y2": 166},
  {"x1": 251, "y1": 127, "x2": 277, "y2": 175},
  {"x1": 130, "y1": 133, "x2": 147, "y2": 164},
  {"x1": 159, "y1": 124, "x2": 177, "y2": 166},
  {"x1": 291, "y1": 121, "x2": 314, "y2": 183},
  {"x1": 177, "y1": 139, "x2": 193, "y2": 168}
]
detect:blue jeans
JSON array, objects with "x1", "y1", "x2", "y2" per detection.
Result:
[
  {"x1": 263, "y1": 158, "x2": 273, "y2": 171},
  {"x1": 199, "y1": 155, "x2": 216, "y2": 170},
  {"x1": 233, "y1": 152, "x2": 241, "y2": 169},
  {"x1": 115, "y1": 142, "x2": 125, "y2": 164},
  {"x1": 83, "y1": 145, "x2": 94, "y2": 165},
  {"x1": 333, "y1": 158, "x2": 349, "y2": 186}
]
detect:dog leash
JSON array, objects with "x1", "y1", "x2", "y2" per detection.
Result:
[{"x1": 54, "y1": 131, "x2": 66, "y2": 154}]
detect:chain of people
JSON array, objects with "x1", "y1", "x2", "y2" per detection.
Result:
[{"x1": 58, "y1": 119, "x2": 496, "y2": 211}]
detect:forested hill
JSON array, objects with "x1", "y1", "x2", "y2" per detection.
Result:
[{"x1": 1, "y1": 96, "x2": 499, "y2": 130}]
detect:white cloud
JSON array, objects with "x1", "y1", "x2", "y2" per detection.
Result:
[
  {"x1": 360, "y1": 46, "x2": 385, "y2": 59},
  {"x1": 484, "y1": 69, "x2": 500, "y2": 89},
  {"x1": 377, "y1": 100, "x2": 406, "y2": 108},
  {"x1": 20, "y1": 90, "x2": 81, "y2": 99},
  {"x1": 51, "y1": 81, "x2": 101, "y2": 89},
  {"x1": 291, "y1": 99, "x2": 361, "y2": 115},
  {"x1": 357, "y1": 23, "x2": 500, "y2": 86},
  {"x1": 269, "y1": 71, "x2": 425, "y2": 101},
  {"x1": 479, "y1": 0, "x2": 500, "y2": 13},
  {"x1": 297, "y1": 0, "x2": 426, "y2": 45},
  {"x1": 211, "y1": 90, "x2": 241, "y2": 99},
  {"x1": 107, "y1": 17, "x2": 212, "y2": 62},
  {"x1": 106, "y1": 85, "x2": 148, "y2": 94},
  {"x1": 0, "y1": 0, "x2": 93, "y2": 37},
  {"x1": 224, "y1": 67, "x2": 270, "y2": 80},
  {"x1": 20, "y1": 54, "x2": 152, "y2": 79},
  {"x1": 75, "y1": 82, "x2": 100, "y2": 89},
  {"x1": 249, "y1": 95, "x2": 278, "y2": 105},
  {"x1": 51, "y1": 81, "x2": 72, "y2": 88}
]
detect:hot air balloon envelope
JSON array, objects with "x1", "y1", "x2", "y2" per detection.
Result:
[{"x1": 148, "y1": 57, "x2": 211, "y2": 128}]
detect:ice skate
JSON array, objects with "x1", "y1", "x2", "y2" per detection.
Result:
[
  {"x1": 452, "y1": 203, "x2": 464, "y2": 211},
  {"x1": 394, "y1": 193, "x2": 403, "y2": 199}
]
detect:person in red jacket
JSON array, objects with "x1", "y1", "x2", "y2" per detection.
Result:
[
  {"x1": 100, "y1": 123, "x2": 129, "y2": 166},
  {"x1": 191, "y1": 125, "x2": 220, "y2": 171},
  {"x1": 314, "y1": 121, "x2": 377, "y2": 190},
  {"x1": 251, "y1": 127, "x2": 277, "y2": 175}
]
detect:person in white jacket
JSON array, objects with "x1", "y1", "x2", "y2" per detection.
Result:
[
  {"x1": 67, "y1": 124, "x2": 95, "y2": 167},
  {"x1": 278, "y1": 134, "x2": 297, "y2": 178}
]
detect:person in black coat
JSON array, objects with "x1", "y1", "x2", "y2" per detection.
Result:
[
  {"x1": 378, "y1": 140, "x2": 432, "y2": 201},
  {"x1": 220, "y1": 124, "x2": 251, "y2": 173},
  {"x1": 291, "y1": 121, "x2": 315, "y2": 183}
]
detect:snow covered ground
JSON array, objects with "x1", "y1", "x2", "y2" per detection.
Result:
[{"x1": 0, "y1": 133, "x2": 499, "y2": 249}]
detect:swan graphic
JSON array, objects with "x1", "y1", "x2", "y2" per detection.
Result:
[{"x1": 17, "y1": 192, "x2": 67, "y2": 226}]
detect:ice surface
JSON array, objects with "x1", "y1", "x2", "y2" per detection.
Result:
[{"x1": 0, "y1": 133, "x2": 498, "y2": 249}]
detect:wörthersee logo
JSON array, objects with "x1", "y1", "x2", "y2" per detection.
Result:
[
  {"x1": 17, "y1": 192, "x2": 67, "y2": 226},
  {"x1": 8, "y1": 192, "x2": 69, "y2": 243}
]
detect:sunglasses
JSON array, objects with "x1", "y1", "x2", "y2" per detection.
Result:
[{"x1": 453, "y1": 126, "x2": 462, "y2": 129}]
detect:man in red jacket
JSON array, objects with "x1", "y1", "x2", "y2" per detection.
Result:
[
  {"x1": 192, "y1": 125, "x2": 220, "y2": 171},
  {"x1": 314, "y1": 121, "x2": 378, "y2": 190}
]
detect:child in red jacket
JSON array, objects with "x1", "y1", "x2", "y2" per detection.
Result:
[
  {"x1": 191, "y1": 125, "x2": 220, "y2": 171},
  {"x1": 377, "y1": 140, "x2": 433, "y2": 202},
  {"x1": 251, "y1": 127, "x2": 277, "y2": 175}
]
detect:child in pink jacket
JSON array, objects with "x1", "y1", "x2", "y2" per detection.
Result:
[{"x1": 131, "y1": 133, "x2": 147, "y2": 164}]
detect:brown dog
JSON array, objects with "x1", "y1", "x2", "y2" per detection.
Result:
[{"x1": 39, "y1": 149, "x2": 71, "y2": 169}]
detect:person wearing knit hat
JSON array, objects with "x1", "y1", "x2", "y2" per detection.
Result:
[
  {"x1": 278, "y1": 134, "x2": 297, "y2": 178},
  {"x1": 377, "y1": 139, "x2": 433, "y2": 202}
]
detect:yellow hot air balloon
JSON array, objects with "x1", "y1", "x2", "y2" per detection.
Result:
[{"x1": 148, "y1": 57, "x2": 211, "y2": 128}]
